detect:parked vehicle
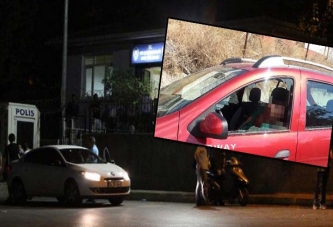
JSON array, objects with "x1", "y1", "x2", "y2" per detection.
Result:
[
  {"x1": 7, "y1": 145, "x2": 130, "y2": 206},
  {"x1": 205, "y1": 156, "x2": 250, "y2": 206},
  {"x1": 155, "y1": 55, "x2": 333, "y2": 167}
]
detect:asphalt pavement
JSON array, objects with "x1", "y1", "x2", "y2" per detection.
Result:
[{"x1": 0, "y1": 181, "x2": 331, "y2": 207}]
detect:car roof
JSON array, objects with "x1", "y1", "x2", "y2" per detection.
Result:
[
  {"x1": 222, "y1": 55, "x2": 333, "y2": 77},
  {"x1": 40, "y1": 145, "x2": 88, "y2": 150}
]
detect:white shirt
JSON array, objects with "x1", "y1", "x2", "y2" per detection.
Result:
[{"x1": 92, "y1": 144, "x2": 99, "y2": 156}]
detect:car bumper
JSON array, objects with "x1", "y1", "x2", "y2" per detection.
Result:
[{"x1": 77, "y1": 178, "x2": 131, "y2": 198}]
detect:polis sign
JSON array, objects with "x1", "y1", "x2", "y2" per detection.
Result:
[
  {"x1": 131, "y1": 42, "x2": 164, "y2": 64},
  {"x1": 15, "y1": 108, "x2": 35, "y2": 117}
]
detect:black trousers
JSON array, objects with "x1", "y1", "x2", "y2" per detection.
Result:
[{"x1": 313, "y1": 168, "x2": 330, "y2": 205}]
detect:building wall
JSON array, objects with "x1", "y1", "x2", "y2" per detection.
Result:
[
  {"x1": 114, "y1": 49, "x2": 131, "y2": 69},
  {"x1": 67, "y1": 55, "x2": 83, "y2": 99},
  {"x1": 83, "y1": 133, "x2": 324, "y2": 194}
]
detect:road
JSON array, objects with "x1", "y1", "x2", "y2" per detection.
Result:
[{"x1": 0, "y1": 198, "x2": 333, "y2": 227}]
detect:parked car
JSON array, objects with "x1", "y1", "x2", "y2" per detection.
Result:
[
  {"x1": 155, "y1": 55, "x2": 333, "y2": 167},
  {"x1": 7, "y1": 145, "x2": 130, "y2": 206}
]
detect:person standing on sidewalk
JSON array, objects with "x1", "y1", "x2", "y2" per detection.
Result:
[
  {"x1": 2, "y1": 133, "x2": 20, "y2": 202},
  {"x1": 313, "y1": 148, "x2": 333, "y2": 210},
  {"x1": 194, "y1": 146, "x2": 210, "y2": 206},
  {"x1": 2, "y1": 134, "x2": 20, "y2": 181},
  {"x1": 88, "y1": 136, "x2": 99, "y2": 156}
]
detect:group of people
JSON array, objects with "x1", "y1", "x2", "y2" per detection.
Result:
[
  {"x1": 65, "y1": 93, "x2": 155, "y2": 135},
  {"x1": 1, "y1": 131, "x2": 331, "y2": 208},
  {"x1": 0, "y1": 134, "x2": 30, "y2": 181},
  {"x1": 0, "y1": 133, "x2": 30, "y2": 202}
]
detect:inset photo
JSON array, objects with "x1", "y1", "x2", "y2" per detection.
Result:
[{"x1": 154, "y1": 17, "x2": 333, "y2": 167}]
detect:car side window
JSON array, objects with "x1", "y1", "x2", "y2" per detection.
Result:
[
  {"x1": 24, "y1": 148, "x2": 63, "y2": 166},
  {"x1": 216, "y1": 77, "x2": 294, "y2": 133},
  {"x1": 24, "y1": 150, "x2": 40, "y2": 164},
  {"x1": 306, "y1": 80, "x2": 333, "y2": 128}
]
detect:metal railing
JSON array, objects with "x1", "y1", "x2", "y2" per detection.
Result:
[{"x1": 60, "y1": 98, "x2": 157, "y2": 144}]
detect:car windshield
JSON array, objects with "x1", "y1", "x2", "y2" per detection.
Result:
[
  {"x1": 60, "y1": 148, "x2": 106, "y2": 164},
  {"x1": 157, "y1": 65, "x2": 247, "y2": 117}
]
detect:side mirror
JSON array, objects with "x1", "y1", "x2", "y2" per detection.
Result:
[{"x1": 199, "y1": 112, "x2": 228, "y2": 139}]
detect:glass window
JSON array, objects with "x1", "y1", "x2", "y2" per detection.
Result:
[
  {"x1": 84, "y1": 54, "x2": 113, "y2": 97},
  {"x1": 157, "y1": 65, "x2": 247, "y2": 117},
  {"x1": 216, "y1": 77, "x2": 294, "y2": 133},
  {"x1": 59, "y1": 148, "x2": 106, "y2": 164},
  {"x1": 306, "y1": 80, "x2": 333, "y2": 128},
  {"x1": 85, "y1": 57, "x2": 94, "y2": 66},
  {"x1": 24, "y1": 148, "x2": 63, "y2": 166},
  {"x1": 85, "y1": 68, "x2": 93, "y2": 96}
]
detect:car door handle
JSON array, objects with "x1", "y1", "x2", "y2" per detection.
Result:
[{"x1": 274, "y1": 150, "x2": 290, "y2": 159}]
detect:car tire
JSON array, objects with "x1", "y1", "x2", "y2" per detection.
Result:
[
  {"x1": 108, "y1": 197, "x2": 124, "y2": 206},
  {"x1": 64, "y1": 180, "x2": 82, "y2": 206},
  {"x1": 12, "y1": 179, "x2": 27, "y2": 204}
]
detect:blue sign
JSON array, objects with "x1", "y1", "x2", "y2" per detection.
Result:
[{"x1": 131, "y1": 42, "x2": 164, "y2": 64}]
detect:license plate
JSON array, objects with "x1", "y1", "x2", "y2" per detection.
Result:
[{"x1": 106, "y1": 180, "x2": 122, "y2": 188}]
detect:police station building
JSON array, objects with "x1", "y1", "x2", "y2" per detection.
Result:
[
  {"x1": 54, "y1": 28, "x2": 166, "y2": 137},
  {"x1": 66, "y1": 28, "x2": 165, "y2": 101}
]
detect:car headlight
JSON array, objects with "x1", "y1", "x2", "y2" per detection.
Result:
[
  {"x1": 121, "y1": 171, "x2": 130, "y2": 181},
  {"x1": 82, "y1": 172, "x2": 101, "y2": 181}
]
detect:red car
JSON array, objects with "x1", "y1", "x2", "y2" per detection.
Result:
[{"x1": 155, "y1": 55, "x2": 333, "y2": 167}]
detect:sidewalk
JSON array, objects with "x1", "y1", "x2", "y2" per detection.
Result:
[
  {"x1": 0, "y1": 182, "x2": 330, "y2": 206},
  {"x1": 127, "y1": 190, "x2": 321, "y2": 206}
]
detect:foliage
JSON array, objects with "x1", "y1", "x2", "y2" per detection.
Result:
[
  {"x1": 299, "y1": 0, "x2": 333, "y2": 38},
  {"x1": 102, "y1": 68, "x2": 152, "y2": 104},
  {"x1": 161, "y1": 18, "x2": 333, "y2": 88}
]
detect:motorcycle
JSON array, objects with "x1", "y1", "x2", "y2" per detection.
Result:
[{"x1": 196, "y1": 156, "x2": 250, "y2": 206}]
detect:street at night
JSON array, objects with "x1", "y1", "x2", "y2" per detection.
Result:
[
  {"x1": 2, "y1": 1, "x2": 333, "y2": 227},
  {"x1": 1, "y1": 199, "x2": 333, "y2": 227}
]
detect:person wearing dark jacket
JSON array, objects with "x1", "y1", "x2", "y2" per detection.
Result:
[{"x1": 2, "y1": 133, "x2": 20, "y2": 202}]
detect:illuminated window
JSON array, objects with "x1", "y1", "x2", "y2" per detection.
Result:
[{"x1": 84, "y1": 55, "x2": 113, "y2": 97}]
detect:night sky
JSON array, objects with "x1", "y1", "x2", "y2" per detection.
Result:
[{"x1": 0, "y1": 0, "x2": 324, "y2": 102}]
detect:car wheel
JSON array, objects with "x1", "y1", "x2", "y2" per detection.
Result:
[
  {"x1": 64, "y1": 180, "x2": 82, "y2": 206},
  {"x1": 108, "y1": 197, "x2": 124, "y2": 206},
  {"x1": 12, "y1": 179, "x2": 27, "y2": 204}
]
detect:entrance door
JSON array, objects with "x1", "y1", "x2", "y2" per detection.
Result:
[{"x1": 16, "y1": 120, "x2": 34, "y2": 149}]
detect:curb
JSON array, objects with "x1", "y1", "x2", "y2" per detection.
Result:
[
  {"x1": 0, "y1": 182, "x2": 327, "y2": 206},
  {"x1": 127, "y1": 190, "x2": 317, "y2": 206}
]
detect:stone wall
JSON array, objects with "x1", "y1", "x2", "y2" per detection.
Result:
[{"x1": 83, "y1": 133, "x2": 330, "y2": 194}]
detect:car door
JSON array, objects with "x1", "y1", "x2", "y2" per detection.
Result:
[
  {"x1": 179, "y1": 69, "x2": 300, "y2": 162},
  {"x1": 41, "y1": 148, "x2": 68, "y2": 196},
  {"x1": 296, "y1": 72, "x2": 333, "y2": 167},
  {"x1": 21, "y1": 149, "x2": 50, "y2": 195}
]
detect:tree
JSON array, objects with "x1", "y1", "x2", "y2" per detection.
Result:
[
  {"x1": 299, "y1": 0, "x2": 333, "y2": 44},
  {"x1": 102, "y1": 68, "x2": 152, "y2": 105}
]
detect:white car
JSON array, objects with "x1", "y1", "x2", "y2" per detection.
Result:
[{"x1": 7, "y1": 145, "x2": 131, "y2": 206}]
